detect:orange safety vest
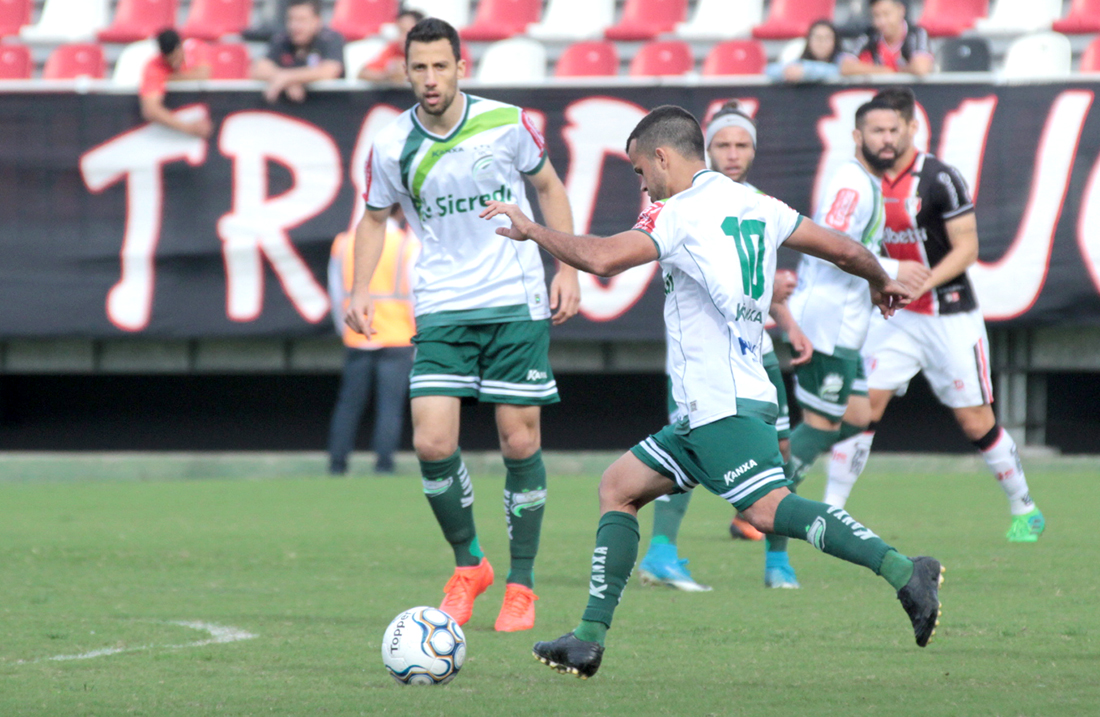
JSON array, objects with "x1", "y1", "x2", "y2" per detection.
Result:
[{"x1": 329, "y1": 222, "x2": 418, "y2": 349}]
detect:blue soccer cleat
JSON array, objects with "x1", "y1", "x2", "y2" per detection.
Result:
[
  {"x1": 638, "y1": 543, "x2": 712, "y2": 592},
  {"x1": 764, "y1": 551, "x2": 800, "y2": 589}
]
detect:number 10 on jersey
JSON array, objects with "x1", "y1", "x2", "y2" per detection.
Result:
[{"x1": 722, "y1": 217, "x2": 767, "y2": 301}]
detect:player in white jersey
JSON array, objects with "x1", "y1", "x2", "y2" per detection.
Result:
[
  {"x1": 481, "y1": 105, "x2": 943, "y2": 678},
  {"x1": 636, "y1": 100, "x2": 815, "y2": 593},
  {"x1": 824, "y1": 87, "x2": 1044, "y2": 542},
  {"x1": 345, "y1": 18, "x2": 581, "y2": 633},
  {"x1": 783, "y1": 100, "x2": 930, "y2": 527}
]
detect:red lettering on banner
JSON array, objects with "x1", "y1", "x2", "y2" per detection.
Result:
[
  {"x1": 217, "y1": 111, "x2": 341, "y2": 323},
  {"x1": 824, "y1": 188, "x2": 859, "y2": 231},
  {"x1": 80, "y1": 105, "x2": 210, "y2": 332}
]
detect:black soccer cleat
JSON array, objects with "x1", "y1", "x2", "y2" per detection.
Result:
[
  {"x1": 897, "y1": 556, "x2": 945, "y2": 647},
  {"x1": 532, "y1": 632, "x2": 604, "y2": 679}
]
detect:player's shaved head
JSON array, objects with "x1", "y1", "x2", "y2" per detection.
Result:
[
  {"x1": 873, "y1": 86, "x2": 917, "y2": 123},
  {"x1": 625, "y1": 105, "x2": 705, "y2": 161}
]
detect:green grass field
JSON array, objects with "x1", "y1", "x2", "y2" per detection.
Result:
[{"x1": 1, "y1": 452, "x2": 1097, "y2": 716}]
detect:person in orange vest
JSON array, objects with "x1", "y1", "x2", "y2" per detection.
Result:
[{"x1": 327, "y1": 212, "x2": 418, "y2": 475}]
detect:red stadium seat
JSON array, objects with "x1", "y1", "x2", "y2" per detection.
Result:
[
  {"x1": 206, "y1": 41, "x2": 249, "y2": 78},
  {"x1": 461, "y1": 0, "x2": 541, "y2": 41},
  {"x1": 330, "y1": 0, "x2": 396, "y2": 41},
  {"x1": 0, "y1": 43, "x2": 31, "y2": 78},
  {"x1": 605, "y1": 0, "x2": 687, "y2": 41},
  {"x1": 702, "y1": 40, "x2": 766, "y2": 76},
  {"x1": 1081, "y1": 36, "x2": 1100, "y2": 71},
  {"x1": 629, "y1": 41, "x2": 693, "y2": 77},
  {"x1": 180, "y1": 0, "x2": 252, "y2": 41},
  {"x1": 752, "y1": 0, "x2": 834, "y2": 40},
  {"x1": 0, "y1": 0, "x2": 31, "y2": 38},
  {"x1": 1053, "y1": 0, "x2": 1100, "y2": 34},
  {"x1": 43, "y1": 42, "x2": 106, "y2": 78},
  {"x1": 97, "y1": 0, "x2": 178, "y2": 43},
  {"x1": 918, "y1": 0, "x2": 988, "y2": 37},
  {"x1": 554, "y1": 41, "x2": 619, "y2": 77}
]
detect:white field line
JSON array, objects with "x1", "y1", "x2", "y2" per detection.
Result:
[{"x1": 15, "y1": 621, "x2": 257, "y2": 664}]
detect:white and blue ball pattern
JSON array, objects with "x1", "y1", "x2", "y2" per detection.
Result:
[{"x1": 382, "y1": 606, "x2": 467, "y2": 685}]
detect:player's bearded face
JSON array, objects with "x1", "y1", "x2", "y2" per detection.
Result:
[
  {"x1": 407, "y1": 40, "x2": 462, "y2": 116},
  {"x1": 857, "y1": 109, "x2": 901, "y2": 172},
  {"x1": 707, "y1": 126, "x2": 755, "y2": 183}
]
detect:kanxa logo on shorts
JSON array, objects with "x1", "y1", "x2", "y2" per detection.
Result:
[
  {"x1": 724, "y1": 459, "x2": 758, "y2": 485},
  {"x1": 526, "y1": 369, "x2": 548, "y2": 381}
]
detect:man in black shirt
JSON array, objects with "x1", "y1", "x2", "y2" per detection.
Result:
[
  {"x1": 841, "y1": 0, "x2": 933, "y2": 77},
  {"x1": 251, "y1": 0, "x2": 344, "y2": 103}
]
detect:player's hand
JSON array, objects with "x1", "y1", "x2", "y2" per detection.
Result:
[
  {"x1": 896, "y1": 260, "x2": 932, "y2": 296},
  {"x1": 344, "y1": 291, "x2": 376, "y2": 338},
  {"x1": 786, "y1": 323, "x2": 814, "y2": 366},
  {"x1": 549, "y1": 268, "x2": 581, "y2": 325},
  {"x1": 772, "y1": 269, "x2": 798, "y2": 305},
  {"x1": 871, "y1": 279, "x2": 913, "y2": 318},
  {"x1": 480, "y1": 202, "x2": 534, "y2": 241}
]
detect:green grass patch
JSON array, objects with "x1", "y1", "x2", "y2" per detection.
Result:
[{"x1": 1, "y1": 454, "x2": 1096, "y2": 715}]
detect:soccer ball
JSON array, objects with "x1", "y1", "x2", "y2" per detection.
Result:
[{"x1": 381, "y1": 606, "x2": 466, "y2": 685}]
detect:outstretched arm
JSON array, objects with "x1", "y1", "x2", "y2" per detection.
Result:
[
  {"x1": 785, "y1": 218, "x2": 914, "y2": 317},
  {"x1": 481, "y1": 202, "x2": 657, "y2": 277},
  {"x1": 526, "y1": 159, "x2": 581, "y2": 325}
]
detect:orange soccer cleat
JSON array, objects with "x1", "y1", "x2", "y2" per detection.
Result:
[
  {"x1": 730, "y1": 515, "x2": 765, "y2": 541},
  {"x1": 494, "y1": 583, "x2": 538, "y2": 632},
  {"x1": 439, "y1": 557, "x2": 494, "y2": 626}
]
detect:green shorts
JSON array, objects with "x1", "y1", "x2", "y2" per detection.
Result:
[
  {"x1": 409, "y1": 320, "x2": 559, "y2": 405},
  {"x1": 763, "y1": 351, "x2": 791, "y2": 440},
  {"x1": 631, "y1": 414, "x2": 788, "y2": 511},
  {"x1": 792, "y1": 349, "x2": 864, "y2": 421}
]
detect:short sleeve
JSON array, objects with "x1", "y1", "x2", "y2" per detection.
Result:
[
  {"x1": 319, "y1": 29, "x2": 345, "y2": 63},
  {"x1": 363, "y1": 144, "x2": 401, "y2": 210},
  {"x1": 908, "y1": 26, "x2": 933, "y2": 58},
  {"x1": 139, "y1": 59, "x2": 168, "y2": 98},
  {"x1": 632, "y1": 201, "x2": 669, "y2": 257},
  {"x1": 516, "y1": 109, "x2": 548, "y2": 175},
  {"x1": 760, "y1": 195, "x2": 803, "y2": 246},
  {"x1": 840, "y1": 35, "x2": 871, "y2": 62},
  {"x1": 266, "y1": 34, "x2": 289, "y2": 64},
  {"x1": 930, "y1": 164, "x2": 974, "y2": 220},
  {"x1": 814, "y1": 165, "x2": 869, "y2": 243}
]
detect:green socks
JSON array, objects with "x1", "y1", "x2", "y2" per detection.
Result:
[
  {"x1": 838, "y1": 421, "x2": 865, "y2": 442},
  {"x1": 502, "y1": 450, "x2": 548, "y2": 588},
  {"x1": 772, "y1": 493, "x2": 912, "y2": 589},
  {"x1": 765, "y1": 459, "x2": 798, "y2": 554},
  {"x1": 420, "y1": 449, "x2": 483, "y2": 567},
  {"x1": 788, "y1": 423, "x2": 841, "y2": 487},
  {"x1": 651, "y1": 491, "x2": 692, "y2": 546},
  {"x1": 579, "y1": 511, "x2": 640, "y2": 635},
  {"x1": 574, "y1": 620, "x2": 608, "y2": 646}
]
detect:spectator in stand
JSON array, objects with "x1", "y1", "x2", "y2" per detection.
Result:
[
  {"x1": 327, "y1": 210, "x2": 418, "y2": 476},
  {"x1": 140, "y1": 29, "x2": 212, "y2": 138},
  {"x1": 841, "y1": 0, "x2": 933, "y2": 77},
  {"x1": 767, "y1": 20, "x2": 842, "y2": 83},
  {"x1": 358, "y1": 9, "x2": 425, "y2": 83},
  {"x1": 252, "y1": 0, "x2": 345, "y2": 103}
]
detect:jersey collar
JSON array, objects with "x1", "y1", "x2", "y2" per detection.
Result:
[{"x1": 411, "y1": 92, "x2": 471, "y2": 142}]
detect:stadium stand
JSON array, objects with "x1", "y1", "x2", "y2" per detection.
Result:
[
  {"x1": 42, "y1": 42, "x2": 107, "y2": 79},
  {"x1": 527, "y1": 0, "x2": 614, "y2": 41},
  {"x1": 97, "y1": 0, "x2": 178, "y2": 44},
  {"x1": 110, "y1": 37, "x2": 159, "y2": 86},
  {"x1": 677, "y1": 0, "x2": 763, "y2": 41},
  {"x1": 414, "y1": 0, "x2": 470, "y2": 30},
  {"x1": 20, "y1": 0, "x2": 109, "y2": 43},
  {"x1": 937, "y1": 36, "x2": 993, "y2": 72},
  {"x1": 207, "y1": 41, "x2": 250, "y2": 78},
  {"x1": 702, "y1": 39, "x2": 766, "y2": 76},
  {"x1": 343, "y1": 37, "x2": 387, "y2": 80},
  {"x1": 0, "y1": 42, "x2": 31, "y2": 78},
  {"x1": 180, "y1": 0, "x2": 253, "y2": 41},
  {"x1": 752, "y1": 0, "x2": 834, "y2": 40},
  {"x1": 0, "y1": 0, "x2": 31, "y2": 39},
  {"x1": 629, "y1": 40, "x2": 694, "y2": 76},
  {"x1": 554, "y1": 40, "x2": 619, "y2": 77},
  {"x1": 476, "y1": 36, "x2": 546, "y2": 82},
  {"x1": 1082, "y1": 36, "x2": 1100, "y2": 72},
  {"x1": 974, "y1": 0, "x2": 1061, "y2": 35},
  {"x1": 605, "y1": 0, "x2": 688, "y2": 42},
  {"x1": 461, "y1": 0, "x2": 541, "y2": 41},
  {"x1": 918, "y1": 0, "x2": 988, "y2": 37},
  {"x1": 1002, "y1": 31, "x2": 1072, "y2": 78},
  {"x1": 330, "y1": 0, "x2": 396, "y2": 41},
  {"x1": 1052, "y1": 0, "x2": 1100, "y2": 35}
]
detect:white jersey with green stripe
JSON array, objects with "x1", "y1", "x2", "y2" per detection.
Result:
[
  {"x1": 363, "y1": 93, "x2": 549, "y2": 327},
  {"x1": 740, "y1": 181, "x2": 776, "y2": 356},
  {"x1": 638, "y1": 170, "x2": 803, "y2": 430},
  {"x1": 789, "y1": 158, "x2": 896, "y2": 356}
]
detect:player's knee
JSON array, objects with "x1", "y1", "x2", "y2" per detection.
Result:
[
  {"x1": 498, "y1": 427, "x2": 539, "y2": 460},
  {"x1": 413, "y1": 432, "x2": 458, "y2": 462}
]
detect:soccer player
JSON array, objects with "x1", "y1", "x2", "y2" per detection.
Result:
[
  {"x1": 823, "y1": 87, "x2": 1045, "y2": 542},
  {"x1": 635, "y1": 101, "x2": 815, "y2": 592},
  {"x1": 481, "y1": 105, "x2": 944, "y2": 679},
  {"x1": 777, "y1": 100, "x2": 931, "y2": 588},
  {"x1": 344, "y1": 18, "x2": 581, "y2": 632}
]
